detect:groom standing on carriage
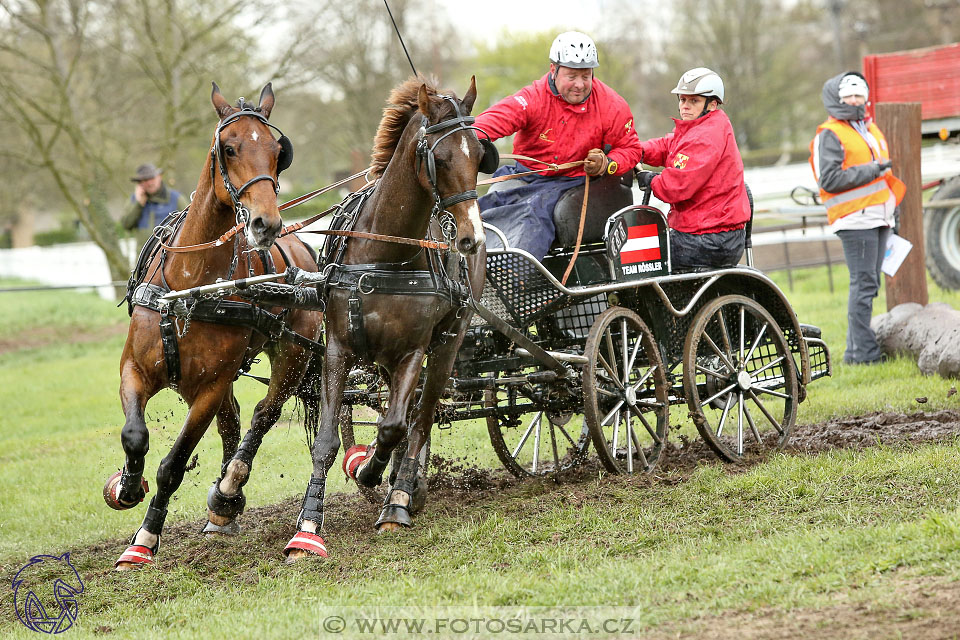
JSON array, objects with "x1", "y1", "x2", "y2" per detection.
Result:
[{"x1": 474, "y1": 31, "x2": 644, "y2": 260}]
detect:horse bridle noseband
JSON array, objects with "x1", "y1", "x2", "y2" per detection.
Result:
[{"x1": 210, "y1": 106, "x2": 293, "y2": 225}]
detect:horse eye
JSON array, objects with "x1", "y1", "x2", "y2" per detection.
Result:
[{"x1": 224, "y1": 146, "x2": 237, "y2": 158}]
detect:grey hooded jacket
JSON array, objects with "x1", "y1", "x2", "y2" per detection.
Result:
[{"x1": 811, "y1": 72, "x2": 886, "y2": 195}]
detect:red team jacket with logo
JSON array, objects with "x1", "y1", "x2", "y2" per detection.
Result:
[
  {"x1": 640, "y1": 109, "x2": 750, "y2": 234},
  {"x1": 473, "y1": 73, "x2": 643, "y2": 178}
]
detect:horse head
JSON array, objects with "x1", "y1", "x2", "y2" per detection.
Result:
[
  {"x1": 210, "y1": 82, "x2": 293, "y2": 250},
  {"x1": 414, "y1": 76, "x2": 485, "y2": 255}
]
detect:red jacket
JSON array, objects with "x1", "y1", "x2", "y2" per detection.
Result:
[
  {"x1": 474, "y1": 73, "x2": 643, "y2": 178},
  {"x1": 641, "y1": 110, "x2": 750, "y2": 234}
]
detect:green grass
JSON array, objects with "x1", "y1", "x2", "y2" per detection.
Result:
[{"x1": 1, "y1": 267, "x2": 960, "y2": 638}]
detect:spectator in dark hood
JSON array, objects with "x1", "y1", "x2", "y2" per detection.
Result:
[{"x1": 809, "y1": 71, "x2": 906, "y2": 365}]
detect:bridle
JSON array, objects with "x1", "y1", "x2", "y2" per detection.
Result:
[
  {"x1": 414, "y1": 94, "x2": 495, "y2": 220},
  {"x1": 209, "y1": 106, "x2": 293, "y2": 227}
]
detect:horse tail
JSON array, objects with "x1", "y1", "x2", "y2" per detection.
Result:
[{"x1": 297, "y1": 353, "x2": 323, "y2": 449}]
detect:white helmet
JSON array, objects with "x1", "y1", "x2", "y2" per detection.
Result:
[
  {"x1": 671, "y1": 67, "x2": 725, "y2": 103},
  {"x1": 549, "y1": 31, "x2": 599, "y2": 69}
]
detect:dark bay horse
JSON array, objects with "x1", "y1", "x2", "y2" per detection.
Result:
[
  {"x1": 104, "y1": 83, "x2": 323, "y2": 569},
  {"x1": 283, "y1": 77, "x2": 487, "y2": 561}
]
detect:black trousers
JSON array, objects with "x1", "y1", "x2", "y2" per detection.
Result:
[{"x1": 670, "y1": 227, "x2": 746, "y2": 271}]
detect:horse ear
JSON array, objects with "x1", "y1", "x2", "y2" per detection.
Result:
[
  {"x1": 417, "y1": 84, "x2": 435, "y2": 121},
  {"x1": 258, "y1": 83, "x2": 275, "y2": 119},
  {"x1": 461, "y1": 76, "x2": 477, "y2": 115},
  {"x1": 211, "y1": 82, "x2": 232, "y2": 119}
]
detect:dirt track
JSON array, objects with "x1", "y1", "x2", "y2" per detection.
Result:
[{"x1": 7, "y1": 409, "x2": 960, "y2": 638}]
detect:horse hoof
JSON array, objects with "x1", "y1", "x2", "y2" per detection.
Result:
[
  {"x1": 343, "y1": 445, "x2": 372, "y2": 481},
  {"x1": 374, "y1": 503, "x2": 412, "y2": 530},
  {"x1": 283, "y1": 531, "x2": 328, "y2": 563},
  {"x1": 114, "y1": 544, "x2": 155, "y2": 570},
  {"x1": 202, "y1": 513, "x2": 240, "y2": 537},
  {"x1": 103, "y1": 470, "x2": 149, "y2": 511}
]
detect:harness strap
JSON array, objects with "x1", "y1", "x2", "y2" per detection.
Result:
[
  {"x1": 477, "y1": 158, "x2": 587, "y2": 185},
  {"x1": 560, "y1": 175, "x2": 591, "y2": 286},
  {"x1": 158, "y1": 308, "x2": 182, "y2": 386},
  {"x1": 347, "y1": 290, "x2": 369, "y2": 362},
  {"x1": 304, "y1": 228, "x2": 449, "y2": 250}
]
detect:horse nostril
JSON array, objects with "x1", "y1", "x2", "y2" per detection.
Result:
[{"x1": 251, "y1": 216, "x2": 266, "y2": 233}]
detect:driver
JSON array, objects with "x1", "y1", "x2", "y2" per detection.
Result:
[
  {"x1": 474, "y1": 31, "x2": 643, "y2": 260},
  {"x1": 636, "y1": 68, "x2": 751, "y2": 271}
]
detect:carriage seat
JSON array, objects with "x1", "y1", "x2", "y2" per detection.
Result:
[{"x1": 551, "y1": 172, "x2": 634, "y2": 248}]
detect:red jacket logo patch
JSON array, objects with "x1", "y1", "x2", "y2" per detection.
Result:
[{"x1": 673, "y1": 153, "x2": 689, "y2": 169}]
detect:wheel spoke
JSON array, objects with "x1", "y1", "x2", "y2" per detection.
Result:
[
  {"x1": 549, "y1": 421, "x2": 561, "y2": 470},
  {"x1": 752, "y1": 355, "x2": 786, "y2": 377},
  {"x1": 611, "y1": 409, "x2": 621, "y2": 454},
  {"x1": 604, "y1": 329, "x2": 620, "y2": 382},
  {"x1": 554, "y1": 421, "x2": 579, "y2": 450},
  {"x1": 625, "y1": 412, "x2": 633, "y2": 474},
  {"x1": 738, "y1": 306, "x2": 746, "y2": 368},
  {"x1": 743, "y1": 404, "x2": 762, "y2": 443},
  {"x1": 702, "y1": 333, "x2": 736, "y2": 372},
  {"x1": 597, "y1": 353, "x2": 625, "y2": 390},
  {"x1": 531, "y1": 412, "x2": 542, "y2": 473},
  {"x1": 755, "y1": 386, "x2": 790, "y2": 400},
  {"x1": 625, "y1": 331, "x2": 644, "y2": 382},
  {"x1": 628, "y1": 402, "x2": 663, "y2": 444},
  {"x1": 701, "y1": 382, "x2": 738, "y2": 409},
  {"x1": 629, "y1": 418, "x2": 649, "y2": 471},
  {"x1": 602, "y1": 400, "x2": 626, "y2": 427},
  {"x1": 743, "y1": 322, "x2": 769, "y2": 364},
  {"x1": 716, "y1": 392, "x2": 734, "y2": 437},
  {"x1": 510, "y1": 411, "x2": 540, "y2": 459},
  {"x1": 628, "y1": 365, "x2": 656, "y2": 394},
  {"x1": 620, "y1": 318, "x2": 630, "y2": 386},
  {"x1": 747, "y1": 389, "x2": 785, "y2": 435},
  {"x1": 716, "y1": 308, "x2": 733, "y2": 361},
  {"x1": 737, "y1": 391, "x2": 745, "y2": 456},
  {"x1": 596, "y1": 386, "x2": 619, "y2": 398}
]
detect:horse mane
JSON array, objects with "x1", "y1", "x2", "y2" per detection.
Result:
[{"x1": 369, "y1": 76, "x2": 457, "y2": 178}]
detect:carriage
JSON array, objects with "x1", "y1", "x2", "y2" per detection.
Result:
[
  {"x1": 334, "y1": 171, "x2": 832, "y2": 485},
  {"x1": 108, "y1": 80, "x2": 831, "y2": 567}
]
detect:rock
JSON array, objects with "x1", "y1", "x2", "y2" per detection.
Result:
[{"x1": 872, "y1": 303, "x2": 960, "y2": 378}]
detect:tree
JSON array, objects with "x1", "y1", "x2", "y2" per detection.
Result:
[{"x1": 0, "y1": 0, "x2": 280, "y2": 291}]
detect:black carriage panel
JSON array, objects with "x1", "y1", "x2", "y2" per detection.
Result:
[{"x1": 481, "y1": 247, "x2": 614, "y2": 331}]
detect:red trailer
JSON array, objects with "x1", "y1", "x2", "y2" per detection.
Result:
[{"x1": 863, "y1": 43, "x2": 960, "y2": 289}]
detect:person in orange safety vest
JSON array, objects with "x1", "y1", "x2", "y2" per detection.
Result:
[{"x1": 810, "y1": 71, "x2": 906, "y2": 365}]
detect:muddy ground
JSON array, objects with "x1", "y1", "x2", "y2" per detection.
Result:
[{"x1": 6, "y1": 409, "x2": 960, "y2": 639}]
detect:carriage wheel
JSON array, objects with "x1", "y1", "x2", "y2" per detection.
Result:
[
  {"x1": 485, "y1": 374, "x2": 590, "y2": 478},
  {"x1": 583, "y1": 306, "x2": 670, "y2": 474},
  {"x1": 682, "y1": 295, "x2": 798, "y2": 462}
]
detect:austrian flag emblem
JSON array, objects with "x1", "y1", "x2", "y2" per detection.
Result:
[{"x1": 620, "y1": 224, "x2": 661, "y2": 264}]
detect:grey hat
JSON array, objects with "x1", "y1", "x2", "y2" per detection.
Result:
[{"x1": 130, "y1": 163, "x2": 161, "y2": 182}]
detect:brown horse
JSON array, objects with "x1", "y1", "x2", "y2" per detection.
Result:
[
  {"x1": 282, "y1": 77, "x2": 487, "y2": 561},
  {"x1": 104, "y1": 83, "x2": 323, "y2": 569}
]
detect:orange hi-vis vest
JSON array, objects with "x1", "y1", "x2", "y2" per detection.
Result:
[{"x1": 809, "y1": 117, "x2": 906, "y2": 224}]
